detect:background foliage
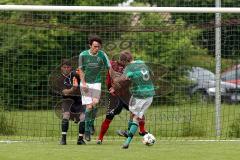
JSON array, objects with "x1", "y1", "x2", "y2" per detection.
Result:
[{"x1": 0, "y1": 0, "x2": 239, "y2": 110}]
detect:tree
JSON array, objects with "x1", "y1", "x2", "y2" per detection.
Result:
[
  {"x1": 0, "y1": 0, "x2": 128, "y2": 109},
  {"x1": 103, "y1": 10, "x2": 206, "y2": 103},
  {"x1": 134, "y1": 0, "x2": 240, "y2": 58}
]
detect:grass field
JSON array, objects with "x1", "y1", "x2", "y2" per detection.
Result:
[
  {"x1": 0, "y1": 140, "x2": 240, "y2": 160},
  {"x1": 1, "y1": 103, "x2": 240, "y2": 159},
  {"x1": 1, "y1": 103, "x2": 240, "y2": 139}
]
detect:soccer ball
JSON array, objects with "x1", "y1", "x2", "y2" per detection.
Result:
[{"x1": 142, "y1": 133, "x2": 156, "y2": 146}]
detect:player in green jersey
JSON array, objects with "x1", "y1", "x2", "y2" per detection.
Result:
[
  {"x1": 77, "y1": 35, "x2": 111, "y2": 141},
  {"x1": 113, "y1": 54, "x2": 155, "y2": 149}
]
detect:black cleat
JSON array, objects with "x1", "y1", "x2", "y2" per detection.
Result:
[
  {"x1": 122, "y1": 143, "x2": 129, "y2": 149},
  {"x1": 116, "y1": 130, "x2": 128, "y2": 138},
  {"x1": 84, "y1": 131, "x2": 91, "y2": 141},
  {"x1": 77, "y1": 139, "x2": 86, "y2": 145}
]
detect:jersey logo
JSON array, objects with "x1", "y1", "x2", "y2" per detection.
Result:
[{"x1": 141, "y1": 68, "x2": 150, "y2": 81}]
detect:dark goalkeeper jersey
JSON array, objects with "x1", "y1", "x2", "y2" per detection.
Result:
[{"x1": 52, "y1": 70, "x2": 81, "y2": 98}]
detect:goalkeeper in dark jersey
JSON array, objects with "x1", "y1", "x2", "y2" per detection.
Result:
[
  {"x1": 97, "y1": 51, "x2": 148, "y2": 144},
  {"x1": 55, "y1": 59, "x2": 86, "y2": 145},
  {"x1": 112, "y1": 54, "x2": 155, "y2": 149}
]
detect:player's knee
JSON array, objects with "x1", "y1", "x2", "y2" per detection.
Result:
[
  {"x1": 86, "y1": 104, "x2": 93, "y2": 110},
  {"x1": 63, "y1": 112, "x2": 70, "y2": 119},
  {"x1": 132, "y1": 116, "x2": 139, "y2": 122},
  {"x1": 92, "y1": 98, "x2": 99, "y2": 106}
]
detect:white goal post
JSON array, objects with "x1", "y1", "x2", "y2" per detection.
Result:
[{"x1": 0, "y1": 5, "x2": 240, "y2": 13}]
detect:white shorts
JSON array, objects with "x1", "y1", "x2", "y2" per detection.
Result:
[
  {"x1": 129, "y1": 96, "x2": 153, "y2": 119},
  {"x1": 80, "y1": 83, "x2": 101, "y2": 105}
]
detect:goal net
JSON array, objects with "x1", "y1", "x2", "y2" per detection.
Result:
[{"x1": 1, "y1": 2, "x2": 240, "y2": 142}]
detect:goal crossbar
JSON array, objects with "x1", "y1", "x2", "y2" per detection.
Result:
[{"x1": 0, "y1": 5, "x2": 240, "y2": 13}]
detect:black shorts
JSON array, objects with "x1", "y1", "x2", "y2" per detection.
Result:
[
  {"x1": 106, "y1": 94, "x2": 129, "y2": 116},
  {"x1": 62, "y1": 97, "x2": 85, "y2": 122}
]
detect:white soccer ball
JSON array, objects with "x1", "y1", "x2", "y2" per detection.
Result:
[{"x1": 142, "y1": 133, "x2": 156, "y2": 146}]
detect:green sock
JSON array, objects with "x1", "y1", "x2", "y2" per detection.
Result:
[
  {"x1": 90, "y1": 119, "x2": 94, "y2": 128},
  {"x1": 128, "y1": 120, "x2": 133, "y2": 131},
  {"x1": 90, "y1": 107, "x2": 97, "y2": 126},
  {"x1": 124, "y1": 122, "x2": 138, "y2": 145},
  {"x1": 92, "y1": 107, "x2": 98, "y2": 119},
  {"x1": 85, "y1": 109, "x2": 92, "y2": 132}
]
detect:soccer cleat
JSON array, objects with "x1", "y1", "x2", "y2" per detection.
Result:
[
  {"x1": 77, "y1": 138, "x2": 86, "y2": 145},
  {"x1": 84, "y1": 131, "x2": 91, "y2": 141},
  {"x1": 139, "y1": 131, "x2": 148, "y2": 136},
  {"x1": 116, "y1": 130, "x2": 128, "y2": 138},
  {"x1": 96, "y1": 139, "x2": 102, "y2": 145},
  {"x1": 122, "y1": 143, "x2": 129, "y2": 149},
  {"x1": 60, "y1": 136, "x2": 67, "y2": 145}
]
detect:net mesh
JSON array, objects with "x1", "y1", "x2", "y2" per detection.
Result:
[{"x1": 1, "y1": 1, "x2": 240, "y2": 141}]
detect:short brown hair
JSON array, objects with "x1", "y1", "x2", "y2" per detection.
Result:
[
  {"x1": 88, "y1": 35, "x2": 102, "y2": 45},
  {"x1": 61, "y1": 59, "x2": 71, "y2": 66},
  {"x1": 119, "y1": 51, "x2": 133, "y2": 62}
]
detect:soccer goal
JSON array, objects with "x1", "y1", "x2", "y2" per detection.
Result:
[{"x1": 1, "y1": 4, "x2": 240, "y2": 142}]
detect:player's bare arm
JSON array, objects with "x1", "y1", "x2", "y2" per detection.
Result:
[
  {"x1": 112, "y1": 74, "x2": 130, "y2": 90},
  {"x1": 76, "y1": 68, "x2": 88, "y2": 92}
]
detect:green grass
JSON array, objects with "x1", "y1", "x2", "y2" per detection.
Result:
[
  {"x1": 1, "y1": 103, "x2": 240, "y2": 160},
  {"x1": 0, "y1": 140, "x2": 240, "y2": 160},
  {"x1": 1, "y1": 103, "x2": 240, "y2": 139}
]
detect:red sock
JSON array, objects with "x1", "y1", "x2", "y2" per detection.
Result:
[
  {"x1": 98, "y1": 119, "x2": 112, "y2": 141},
  {"x1": 139, "y1": 118, "x2": 146, "y2": 133}
]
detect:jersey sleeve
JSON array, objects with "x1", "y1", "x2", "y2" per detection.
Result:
[
  {"x1": 78, "y1": 52, "x2": 84, "y2": 69},
  {"x1": 71, "y1": 70, "x2": 81, "y2": 84},
  {"x1": 102, "y1": 52, "x2": 111, "y2": 69},
  {"x1": 123, "y1": 65, "x2": 133, "y2": 78}
]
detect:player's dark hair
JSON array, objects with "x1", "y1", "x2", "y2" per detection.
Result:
[
  {"x1": 88, "y1": 35, "x2": 102, "y2": 45},
  {"x1": 61, "y1": 58, "x2": 71, "y2": 66},
  {"x1": 120, "y1": 51, "x2": 133, "y2": 62}
]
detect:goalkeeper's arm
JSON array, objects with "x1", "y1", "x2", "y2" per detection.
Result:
[{"x1": 62, "y1": 77, "x2": 78, "y2": 96}]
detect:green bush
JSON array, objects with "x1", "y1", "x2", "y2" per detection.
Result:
[
  {"x1": 181, "y1": 121, "x2": 206, "y2": 137},
  {"x1": 228, "y1": 114, "x2": 240, "y2": 138},
  {"x1": 0, "y1": 111, "x2": 16, "y2": 135}
]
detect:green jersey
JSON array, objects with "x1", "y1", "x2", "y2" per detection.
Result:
[
  {"x1": 123, "y1": 60, "x2": 155, "y2": 98},
  {"x1": 79, "y1": 50, "x2": 111, "y2": 83}
]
